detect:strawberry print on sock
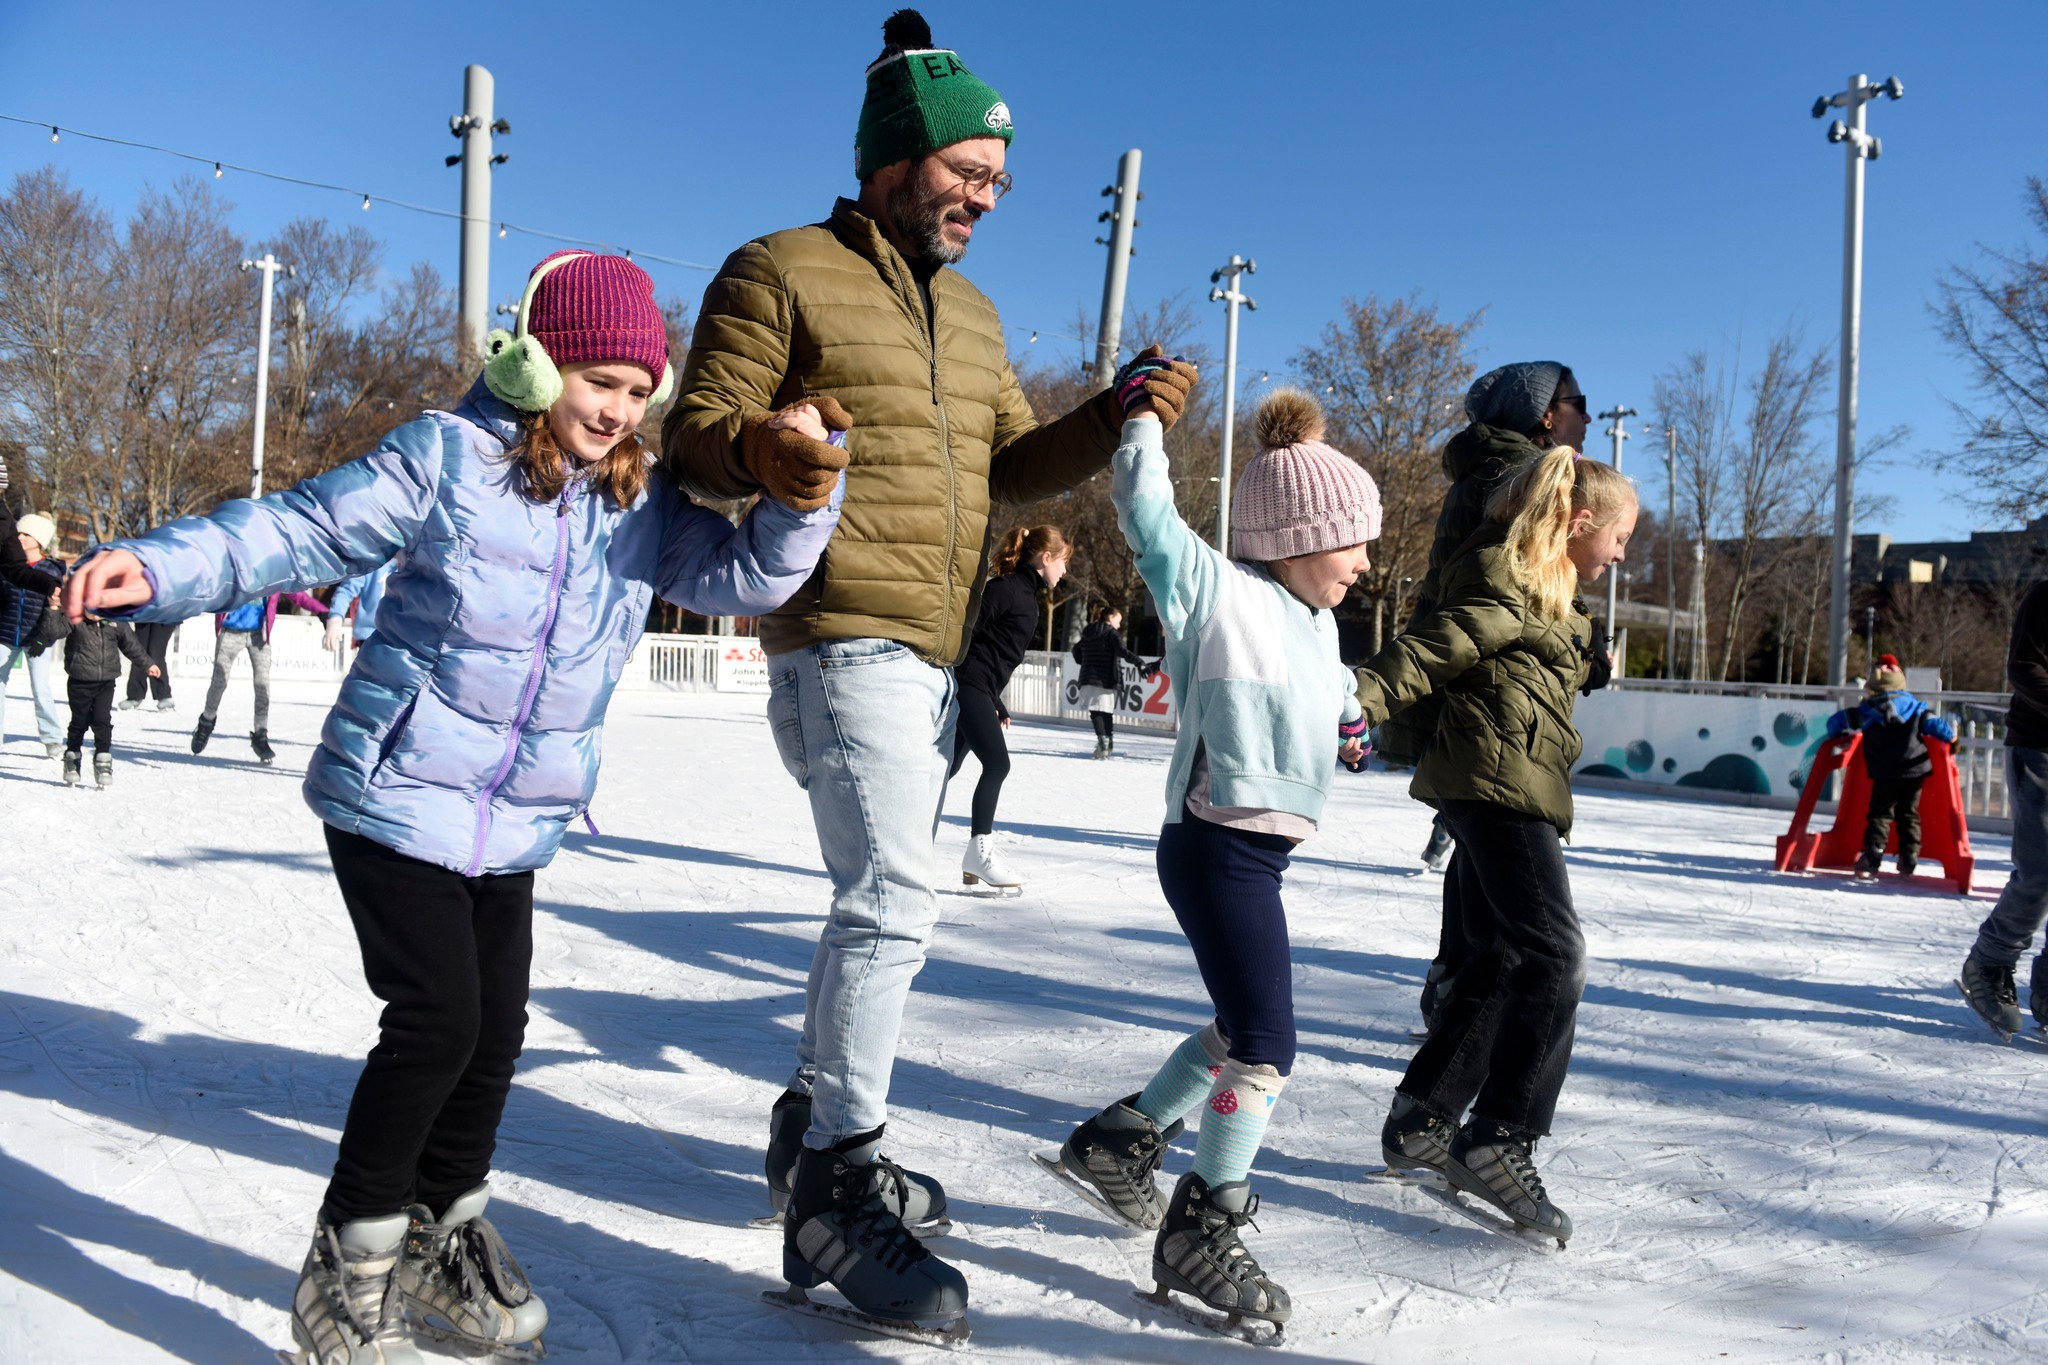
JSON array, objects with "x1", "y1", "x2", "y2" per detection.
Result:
[{"x1": 1210, "y1": 1088, "x2": 1239, "y2": 1115}]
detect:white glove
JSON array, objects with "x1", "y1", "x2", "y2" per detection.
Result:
[{"x1": 323, "y1": 618, "x2": 347, "y2": 651}]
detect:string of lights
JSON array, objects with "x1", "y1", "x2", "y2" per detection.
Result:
[{"x1": 1, "y1": 112, "x2": 716, "y2": 272}]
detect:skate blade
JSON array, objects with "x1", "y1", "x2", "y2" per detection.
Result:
[
  {"x1": 1370, "y1": 1162, "x2": 1448, "y2": 1186},
  {"x1": 412, "y1": 1316, "x2": 547, "y2": 1360},
  {"x1": 1954, "y1": 979, "x2": 2017, "y2": 1042},
  {"x1": 1031, "y1": 1151, "x2": 1157, "y2": 1233},
  {"x1": 763, "y1": 1286, "x2": 970, "y2": 1349},
  {"x1": 749, "y1": 1208, "x2": 954, "y2": 1238},
  {"x1": 959, "y1": 875, "x2": 1023, "y2": 896},
  {"x1": 1133, "y1": 1285, "x2": 1285, "y2": 1347},
  {"x1": 1406, "y1": 1026, "x2": 1431, "y2": 1040},
  {"x1": 1420, "y1": 1183, "x2": 1567, "y2": 1251}
]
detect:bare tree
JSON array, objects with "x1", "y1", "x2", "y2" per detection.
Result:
[
  {"x1": 1293, "y1": 293, "x2": 1480, "y2": 650},
  {"x1": 1934, "y1": 177, "x2": 2048, "y2": 520}
]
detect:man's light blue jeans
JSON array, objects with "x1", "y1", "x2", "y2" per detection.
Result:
[
  {"x1": 766, "y1": 637, "x2": 957, "y2": 1149},
  {"x1": 0, "y1": 645, "x2": 61, "y2": 747}
]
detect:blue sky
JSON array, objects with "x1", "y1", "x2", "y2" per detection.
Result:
[{"x1": 2, "y1": 1, "x2": 2042, "y2": 541}]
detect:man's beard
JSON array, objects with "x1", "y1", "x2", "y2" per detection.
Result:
[{"x1": 885, "y1": 169, "x2": 975, "y2": 267}]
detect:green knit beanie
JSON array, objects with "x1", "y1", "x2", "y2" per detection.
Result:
[{"x1": 854, "y1": 9, "x2": 1013, "y2": 179}]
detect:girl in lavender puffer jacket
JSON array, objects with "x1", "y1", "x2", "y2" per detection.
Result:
[{"x1": 66, "y1": 251, "x2": 844, "y2": 1364}]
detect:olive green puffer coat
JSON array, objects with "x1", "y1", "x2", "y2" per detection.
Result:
[
  {"x1": 1355, "y1": 522, "x2": 1594, "y2": 833},
  {"x1": 663, "y1": 198, "x2": 1122, "y2": 665},
  {"x1": 1374, "y1": 422, "x2": 1545, "y2": 767}
]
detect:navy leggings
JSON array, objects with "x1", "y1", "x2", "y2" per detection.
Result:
[{"x1": 1156, "y1": 807, "x2": 1297, "y2": 1074}]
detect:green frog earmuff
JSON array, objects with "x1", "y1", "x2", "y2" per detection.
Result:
[{"x1": 482, "y1": 251, "x2": 676, "y2": 412}]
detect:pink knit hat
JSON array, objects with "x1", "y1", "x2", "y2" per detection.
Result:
[
  {"x1": 525, "y1": 250, "x2": 668, "y2": 382},
  {"x1": 1230, "y1": 390, "x2": 1382, "y2": 561}
]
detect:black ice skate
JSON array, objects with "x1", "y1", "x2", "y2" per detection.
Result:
[
  {"x1": 1138, "y1": 1171, "x2": 1289, "y2": 1346},
  {"x1": 61, "y1": 749, "x2": 80, "y2": 786},
  {"x1": 398, "y1": 1184, "x2": 548, "y2": 1360},
  {"x1": 767, "y1": 1134, "x2": 969, "y2": 1348},
  {"x1": 252, "y1": 729, "x2": 277, "y2": 765},
  {"x1": 1036, "y1": 1094, "x2": 1184, "y2": 1231},
  {"x1": 1445, "y1": 1120, "x2": 1572, "y2": 1248},
  {"x1": 1853, "y1": 853, "x2": 1880, "y2": 883},
  {"x1": 1379, "y1": 1092, "x2": 1455, "y2": 1179},
  {"x1": 283, "y1": 1210, "x2": 421, "y2": 1365},
  {"x1": 1957, "y1": 953, "x2": 2024, "y2": 1041},
  {"x1": 754, "y1": 1091, "x2": 949, "y2": 1234},
  {"x1": 191, "y1": 715, "x2": 215, "y2": 754}
]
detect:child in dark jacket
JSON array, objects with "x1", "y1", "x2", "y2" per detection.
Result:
[
  {"x1": 37, "y1": 594, "x2": 160, "y2": 787},
  {"x1": 1827, "y1": 656, "x2": 1957, "y2": 879}
]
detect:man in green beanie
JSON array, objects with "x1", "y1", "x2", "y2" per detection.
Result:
[{"x1": 664, "y1": 7, "x2": 1196, "y2": 1335}]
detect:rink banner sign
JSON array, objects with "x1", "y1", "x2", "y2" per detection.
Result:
[
  {"x1": 714, "y1": 640, "x2": 771, "y2": 694},
  {"x1": 1058, "y1": 657, "x2": 1177, "y2": 723}
]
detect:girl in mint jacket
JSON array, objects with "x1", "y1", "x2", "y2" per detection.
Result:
[{"x1": 1043, "y1": 383, "x2": 1377, "y2": 1337}]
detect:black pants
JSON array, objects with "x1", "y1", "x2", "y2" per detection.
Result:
[
  {"x1": 65, "y1": 679, "x2": 115, "y2": 752},
  {"x1": 1089, "y1": 710, "x2": 1114, "y2": 742},
  {"x1": 949, "y1": 684, "x2": 1011, "y2": 837},
  {"x1": 1158, "y1": 807, "x2": 1297, "y2": 1073},
  {"x1": 1398, "y1": 799, "x2": 1585, "y2": 1135},
  {"x1": 321, "y1": 825, "x2": 534, "y2": 1222},
  {"x1": 125, "y1": 621, "x2": 174, "y2": 702},
  {"x1": 1863, "y1": 774, "x2": 1926, "y2": 865}
]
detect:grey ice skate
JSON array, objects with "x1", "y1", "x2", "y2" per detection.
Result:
[
  {"x1": 117, "y1": 697, "x2": 141, "y2": 711},
  {"x1": 93, "y1": 752, "x2": 112, "y2": 789},
  {"x1": 1445, "y1": 1120, "x2": 1572, "y2": 1247},
  {"x1": 770, "y1": 1137, "x2": 969, "y2": 1346},
  {"x1": 1092, "y1": 737, "x2": 1110, "y2": 760},
  {"x1": 398, "y1": 1184, "x2": 547, "y2": 1359},
  {"x1": 1958, "y1": 953, "x2": 2024, "y2": 1040},
  {"x1": 1038, "y1": 1094, "x2": 1184, "y2": 1230},
  {"x1": 61, "y1": 748, "x2": 80, "y2": 786},
  {"x1": 1380, "y1": 1092, "x2": 1455, "y2": 1178},
  {"x1": 284, "y1": 1211, "x2": 421, "y2": 1365},
  {"x1": 44, "y1": 740, "x2": 63, "y2": 759},
  {"x1": 252, "y1": 728, "x2": 277, "y2": 764},
  {"x1": 1142, "y1": 1172, "x2": 1289, "y2": 1345},
  {"x1": 756, "y1": 1091, "x2": 949, "y2": 1234}
]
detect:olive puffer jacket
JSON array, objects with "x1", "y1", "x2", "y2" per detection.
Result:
[
  {"x1": 664, "y1": 198, "x2": 1123, "y2": 666},
  {"x1": 1355, "y1": 522, "x2": 1594, "y2": 833},
  {"x1": 1375, "y1": 422, "x2": 1545, "y2": 767}
]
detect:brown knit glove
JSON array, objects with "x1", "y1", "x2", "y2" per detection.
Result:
[
  {"x1": 740, "y1": 396, "x2": 854, "y2": 512},
  {"x1": 1112, "y1": 344, "x2": 1199, "y2": 431}
]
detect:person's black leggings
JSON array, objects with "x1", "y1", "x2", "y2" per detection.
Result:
[
  {"x1": 1089, "y1": 710, "x2": 1114, "y2": 742},
  {"x1": 1157, "y1": 806, "x2": 1297, "y2": 1072},
  {"x1": 1397, "y1": 799, "x2": 1584, "y2": 1136},
  {"x1": 949, "y1": 684, "x2": 1011, "y2": 837},
  {"x1": 321, "y1": 824, "x2": 534, "y2": 1222},
  {"x1": 125, "y1": 621, "x2": 174, "y2": 702},
  {"x1": 65, "y1": 678, "x2": 114, "y2": 752}
]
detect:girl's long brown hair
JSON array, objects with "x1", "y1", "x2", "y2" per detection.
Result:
[
  {"x1": 992, "y1": 524, "x2": 1069, "y2": 576},
  {"x1": 510, "y1": 411, "x2": 650, "y2": 508}
]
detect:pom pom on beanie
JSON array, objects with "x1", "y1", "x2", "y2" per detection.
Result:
[{"x1": 1230, "y1": 389, "x2": 1382, "y2": 562}]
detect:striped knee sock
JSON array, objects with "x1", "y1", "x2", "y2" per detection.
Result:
[
  {"x1": 1134, "y1": 1022, "x2": 1229, "y2": 1128},
  {"x1": 1191, "y1": 1059, "x2": 1287, "y2": 1187}
]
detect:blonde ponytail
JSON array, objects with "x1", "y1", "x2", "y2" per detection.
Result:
[{"x1": 1487, "y1": 449, "x2": 1637, "y2": 620}]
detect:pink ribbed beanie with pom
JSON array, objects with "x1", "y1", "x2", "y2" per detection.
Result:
[
  {"x1": 525, "y1": 249, "x2": 668, "y2": 382},
  {"x1": 1229, "y1": 389, "x2": 1381, "y2": 561}
]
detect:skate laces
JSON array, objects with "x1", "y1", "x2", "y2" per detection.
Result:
[
  {"x1": 415, "y1": 1214, "x2": 533, "y2": 1312},
  {"x1": 319, "y1": 1223, "x2": 399, "y2": 1344},
  {"x1": 1497, "y1": 1140, "x2": 1547, "y2": 1201},
  {"x1": 841, "y1": 1156, "x2": 929, "y2": 1273}
]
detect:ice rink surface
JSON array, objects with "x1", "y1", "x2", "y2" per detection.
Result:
[{"x1": 2, "y1": 681, "x2": 2044, "y2": 1362}]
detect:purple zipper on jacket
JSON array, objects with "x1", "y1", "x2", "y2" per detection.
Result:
[{"x1": 466, "y1": 485, "x2": 576, "y2": 876}]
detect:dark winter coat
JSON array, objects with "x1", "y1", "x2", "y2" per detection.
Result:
[
  {"x1": 953, "y1": 566, "x2": 1043, "y2": 700},
  {"x1": 40, "y1": 613, "x2": 151, "y2": 683},
  {"x1": 1071, "y1": 620, "x2": 1148, "y2": 689},
  {"x1": 1827, "y1": 689, "x2": 1956, "y2": 782},
  {"x1": 0, "y1": 503, "x2": 66, "y2": 597},
  {"x1": 0, "y1": 552, "x2": 62, "y2": 650},
  {"x1": 1355, "y1": 522, "x2": 1594, "y2": 834},
  {"x1": 1374, "y1": 422, "x2": 1546, "y2": 766},
  {"x1": 2005, "y1": 581, "x2": 2048, "y2": 750}
]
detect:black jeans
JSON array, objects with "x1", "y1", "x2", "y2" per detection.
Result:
[
  {"x1": 1089, "y1": 710, "x2": 1114, "y2": 742},
  {"x1": 1863, "y1": 774, "x2": 1926, "y2": 865},
  {"x1": 1158, "y1": 807, "x2": 1298, "y2": 1073},
  {"x1": 1398, "y1": 799, "x2": 1585, "y2": 1135},
  {"x1": 125, "y1": 621, "x2": 174, "y2": 702},
  {"x1": 321, "y1": 825, "x2": 534, "y2": 1222},
  {"x1": 65, "y1": 678, "x2": 115, "y2": 752},
  {"x1": 949, "y1": 684, "x2": 1011, "y2": 837}
]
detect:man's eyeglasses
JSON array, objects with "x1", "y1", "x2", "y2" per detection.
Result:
[{"x1": 938, "y1": 158, "x2": 1014, "y2": 201}]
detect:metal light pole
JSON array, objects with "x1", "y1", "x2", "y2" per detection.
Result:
[
  {"x1": 1646, "y1": 422, "x2": 1680, "y2": 678},
  {"x1": 1090, "y1": 150, "x2": 1141, "y2": 391},
  {"x1": 1691, "y1": 540, "x2": 1708, "y2": 681},
  {"x1": 1208, "y1": 256, "x2": 1256, "y2": 551},
  {"x1": 1812, "y1": 72, "x2": 1903, "y2": 686},
  {"x1": 239, "y1": 253, "x2": 293, "y2": 499},
  {"x1": 448, "y1": 65, "x2": 510, "y2": 364},
  {"x1": 1597, "y1": 405, "x2": 1637, "y2": 676}
]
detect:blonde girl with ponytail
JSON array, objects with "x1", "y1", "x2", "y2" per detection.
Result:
[{"x1": 1353, "y1": 441, "x2": 1637, "y2": 1249}]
